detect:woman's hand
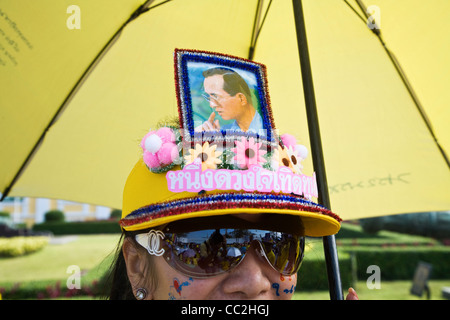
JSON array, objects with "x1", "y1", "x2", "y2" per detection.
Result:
[{"x1": 346, "y1": 287, "x2": 359, "y2": 300}]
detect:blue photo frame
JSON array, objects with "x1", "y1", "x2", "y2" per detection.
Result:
[{"x1": 174, "y1": 49, "x2": 276, "y2": 146}]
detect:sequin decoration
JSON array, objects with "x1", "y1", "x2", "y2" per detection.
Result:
[
  {"x1": 174, "y1": 49, "x2": 276, "y2": 147},
  {"x1": 119, "y1": 192, "x2": 342, "y2": 228}
]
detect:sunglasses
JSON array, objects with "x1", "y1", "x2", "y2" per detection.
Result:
[{"x1": 135, "y1": 227, "x2": 305, "y2": 278}]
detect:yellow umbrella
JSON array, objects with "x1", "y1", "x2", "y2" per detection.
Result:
[
  {"x1": 1, "y1": 0, "x2": 448, "y2": 216},
  {"x1": 1, "y1": 0, "x2": 449, "y2": 298}
]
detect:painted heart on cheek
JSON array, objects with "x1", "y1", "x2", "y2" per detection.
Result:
[{"x1": 173, "y1": 279, "x2": 181, "y2": 295}]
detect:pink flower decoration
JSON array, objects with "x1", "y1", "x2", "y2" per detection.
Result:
[
  {"x1": 280, "y1": 133, "x2": 297, "y2": 149},
  {"x1": 158, "y1": 142, "x2": 178, "y2": 165},
  {"x1": 141, "y1": 127, "x2": 178, "y2": 169},
  {"x1": 156, "y1": 127, "x2": 176, "y2": 144},
  {"x1": 232, "y1": 137, "x2": 267, "y2": 169}
]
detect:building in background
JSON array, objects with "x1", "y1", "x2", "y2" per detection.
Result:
[{"x1": 0, "y1": 197, "x2": 112, "y2": 227}]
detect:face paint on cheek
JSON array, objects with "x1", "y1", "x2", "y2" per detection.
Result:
[
  {"x1": 272, "y1": 283, "x2": 280, "y2": 296},
  {"x1": 283, "y1": 284, "x2": 296, "y2": 295},
  {"x1": 272, "y1": 282, "x2": 296, "y2": 297},
  {"x1": 279, "y1": 273, "x2": 293, "y2": 282},
  {"x1": 168, "y1": 277, "x2": 194, "y2": 300}
]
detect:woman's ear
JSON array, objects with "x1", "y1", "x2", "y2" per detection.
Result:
[{"x1": 122, "y1": 237, "x2": 154, "y2": 300}]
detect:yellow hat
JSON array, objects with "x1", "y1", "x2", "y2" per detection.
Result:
[
  {"x1": 120, "y1": 160, "x2": 341, "y2": 237},
  {"x1": 119, "y1": 49, "x2": 341, "y2": 237}
]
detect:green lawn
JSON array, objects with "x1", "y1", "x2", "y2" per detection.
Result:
[
  {"x1": 293, "y1": 280, "x2": 449, "y2": 300},
  {"x1": 0, "y1": 234, "x2": 120, "y2": 283},
  {"x1": 0, "y1": 234, "x2": 120, "y2": 298},
  {"x1": 1, "y1": 229, "x2": 449, "y2": 300}
]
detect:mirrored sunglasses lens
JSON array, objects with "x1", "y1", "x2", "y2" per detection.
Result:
[
  {"x1": 162, "y1": 229, "x2": 303, "y2": 278},
  {"x1": 262, "y1": 234, "x2": 304, "y2": 275},
  {"x1": 163, "y1": 229, "x2": 245, "y2": 277}
]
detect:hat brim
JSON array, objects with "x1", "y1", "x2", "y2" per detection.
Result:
[
  {"x1": 122, "y1": 207, "x2": 340, "y2": 237},
  {"x1": 121, "y1": 160, "x2": 341, "y2": 237}
]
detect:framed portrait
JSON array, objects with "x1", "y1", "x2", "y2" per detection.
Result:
[{"x1": 174, "y1": 49, "x2": 276, "y2": 146}]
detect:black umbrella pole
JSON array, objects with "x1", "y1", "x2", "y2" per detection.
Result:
[{"x1": 292, "y1": 0, "x2": 344, "y2": 300}]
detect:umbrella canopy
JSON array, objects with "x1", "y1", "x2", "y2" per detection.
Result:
[
  {"x1": 227, "y1": 247, "x2": 242, "y2": 258},
  {"x1": 1, "y1": 0, "x2": 449, "y2": 220}
]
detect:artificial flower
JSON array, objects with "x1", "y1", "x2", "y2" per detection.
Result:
[
  {"x1": 285, "y1": 145, "x2": 304, "y2": 174},
  {"x1": 280, "y1": 133, "x2": 297, "y2": 149},
  {"x1": 141, "y1": 127, "x2": 178, "y2": 169},
  {"x1": 272, "y1": 145, "x2": 295, "y2": 172},
  {"x1": 184, "y1": 142, "x2": 222, "y2": 171},
  {"x1": 232, "y1": 137, "x2": 267, "y2": 169}
]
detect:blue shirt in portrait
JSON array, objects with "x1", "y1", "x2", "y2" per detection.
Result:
[{"x1": 221, "y1": 110, "x2": 264, "y2": 133}]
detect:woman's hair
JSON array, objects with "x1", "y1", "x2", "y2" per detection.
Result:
[{"x1": 104, "y1": 230, "x2": 158, "y2": 300}]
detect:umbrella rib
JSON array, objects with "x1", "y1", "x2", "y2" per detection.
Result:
[
  {"x1": 248, "y1": 0, "x2": 273, "y2": 60},
  {"x1": 292, "y1": 0, "x2": 343, "y2": 300},
  {"x1": 352, "y1": 0, "x2": 450, "y2": 169},
  {"x1": 380, "y1": 44, "x2": 450, "y2": 168},
  {"x1": 341, "y1": 0, "x2": 449, "y2": 168},
  {"x1": 0, "y1": 0, "x2": 168, "y2": 201},
  {"x1": 342, "y1": 0, "x2": 368, "y2": 26}
]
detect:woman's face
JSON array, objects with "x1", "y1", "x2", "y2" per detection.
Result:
[{"x1": 148, "y1": 245, "x2": 297, "y2": 300}]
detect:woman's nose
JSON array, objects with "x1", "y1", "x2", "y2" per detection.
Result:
[{"x1": 221, "y1": 246, "x2": 272, "y2": 299}]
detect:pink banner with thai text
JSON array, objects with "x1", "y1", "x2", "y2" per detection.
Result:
[{"x1": 166, "y1": 161, "x2": 318, "y2": 199}]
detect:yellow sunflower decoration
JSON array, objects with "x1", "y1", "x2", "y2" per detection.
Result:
[{"x1": 184, "y1": 142, "x2": 222, "y2": 171}]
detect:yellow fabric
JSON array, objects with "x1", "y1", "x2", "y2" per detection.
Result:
[
  {"x1": 372, "y1": 0, "x2": 450, "y2": 156},
  {"x1": 255, "y1": 0, "x2": 450, "y2": 218},
  {"x1": 0, "y1": 0, "x2": 145, "y2": 202},
  {"x1": 1, "y1": 0, "x2": 449, "y2": 222},
  {"x1": 121, "y1": 159, "x2": 341, "y2": 237}
]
